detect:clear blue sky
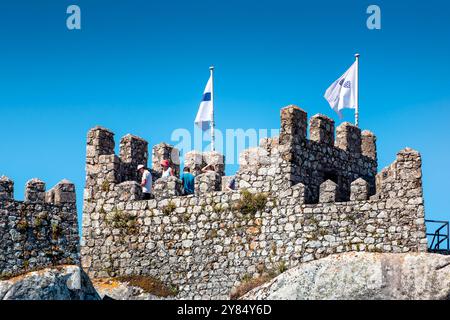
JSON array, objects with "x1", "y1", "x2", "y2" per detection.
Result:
[{"x1": 0, "y1": 0, "x2": 449, "y2": 236}]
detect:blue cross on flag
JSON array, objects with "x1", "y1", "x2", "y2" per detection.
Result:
[{"x1": 195, "y1": 74, "x2": 213, "y2": 131}]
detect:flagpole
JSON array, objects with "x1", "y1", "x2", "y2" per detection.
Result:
[
  {"x1": 210, "y1": 66, "x2": 215, "y2": 151},
  {"x1": 354, "y1": 53, "x2": 360, "y2": 127}
]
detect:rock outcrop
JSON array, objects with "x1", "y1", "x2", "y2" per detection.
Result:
[
  {"x1": 242, "y1": 252, "x2": 450, "y2": 300},
  {"x1": 0, "y1": 265, "x2": 100, "y2": 300}
]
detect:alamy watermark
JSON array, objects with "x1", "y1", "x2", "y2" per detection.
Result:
[
  {"x1": 66, "y1": 5, "x2": 81, "y2": 30},
  {"x1": 367, "y1": 5, "x2": 381, "y2": 30},
  {"x1": 66, "y1": 5, "x2": 380, "y2": 31},
  {"x1": 170, "y1": 127, "x2": 280, "y2": 166}
]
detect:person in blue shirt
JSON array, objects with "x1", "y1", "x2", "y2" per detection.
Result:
[{"x1": 181, "y1": 167, "x2": 195, "y2": 195}]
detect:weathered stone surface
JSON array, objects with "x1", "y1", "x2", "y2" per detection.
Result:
[
  {"x1": 350, "y1": 178, "x2": 369, "y2": 201},
  {"x1": 195, "y1": 172, "x2": 221, "y2": 195},
  {"x1": 309, "y1": 114, "x2": 335, "y2": 145},
  {"x1": 80, "y1": 107, "x2": 427, "y2": 300},
  {"x1": 152, "y1": 143, "x2": 180, "y2": 178},
  {"x1": 0, "y1": 266, "x2": 100, "y2": 300},
  {"x1": 242, "y1": 252, "x2": 450, "y2": 300},
  {"x1": 120, "y1": 134, "x2": 148, "y2": 182},
  {"x1": 319, "y1": 180, "x2": 337, "y2": 203},
  {"x1": 153, "y1": 176, "x2": 183, "y2": 199},
  {"x1": 1, "y1": 179, "x2": 79, "y2": 277},
  {"x1": 335, "y1": 122, "x2": 361, "y2": 155},
  {"x1": 25, "y1": 178, "x2": 46, "y2": 203},
  {"x1": 361, "y1": 130, "x2": 377, "y2": 160},
  {"x1": 184, "y1": 151, "x2": 206, "y2": 176},
  {"x1": 0, "y1": 176, "x2": 13, "y2": 200}
]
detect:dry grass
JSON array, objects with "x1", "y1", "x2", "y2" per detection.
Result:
[
  {"x1": 230, "y1": 273, "x2": 274, "y2": 300},
  {"x1": 116, "y1": 275, "x2": 178, "y2": 297}
]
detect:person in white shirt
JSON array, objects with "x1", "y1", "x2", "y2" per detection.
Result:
[{"x1": 137, "y1": 164, "x2": 152, "y2": 200}]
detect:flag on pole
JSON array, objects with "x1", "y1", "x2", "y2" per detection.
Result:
[
  {"x1": 195, "y1": 74, "x2": 213, "y2": 131},
  {"x1": 324, "y1": 61, "x2": 358, "y2": 119}
]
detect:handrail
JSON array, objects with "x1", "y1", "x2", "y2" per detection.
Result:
[{"x1": 425, "y1": 219, "x2": 449, "y2": 252}]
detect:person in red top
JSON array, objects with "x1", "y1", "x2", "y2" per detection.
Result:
[{"x1": 161, "y1": 160, "x2": 174, "y2": 178}]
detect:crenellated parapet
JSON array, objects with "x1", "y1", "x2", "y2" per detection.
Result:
[
  {"x1": 81, "y1": 147, "x2": 427, "y2": 299},
  {"x1": 0, "y1": 175, "x2": 14, "y2": 200},
  {"x1": 81, "y1": 106, "x2": 426, "y2": 300},
  {"x1": 309, "y1": 114, "x2": 335, "y2": 145},
  {"x1": 185, "y1": 150, "x2": 225, "y2": 177},
  {"x1": 152, "y1": 142, "x2": 180, "y2": 179},
  {"x1": 280, "y1": 105, "x2": 307, "y2": 145},
  {"x1": 120, "y1": 134, "x2": 148, "y2": 182},
  {"x1": 0, "y1": 177, "x2": 79, "y2": 277},
  {"x1": 236, "y1": 105, "x2": 378, "y2": 202}
]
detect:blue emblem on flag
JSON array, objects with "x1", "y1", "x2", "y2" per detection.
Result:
[
  {"x1": 343, "y1": 81, "x2": 351, "y2": 88},
  {"x1": 339, "y1": 78, "x2": 345, "y2": 86},
  {"x1": 202, "y1": 92, "x2": 211, "y2": 102}
]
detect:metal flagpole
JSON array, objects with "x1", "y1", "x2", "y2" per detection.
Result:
[
  {"x1": 210, "y1": 66, "x2": 215, "y2": 151},
  {"x1": 354, "y1": 53, "x2": 360, "y2": 127}
]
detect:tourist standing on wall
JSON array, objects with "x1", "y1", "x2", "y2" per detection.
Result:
[
  {"x1": 226, "y1": 176, "x2": 236, "y2": 191},
  {"x1": 161, "y1": 160, "x2": 174, "y2": 178},
  {"x1": 137, "y1": 164, "x2": 152, "y2": 200},
  {"x1": 181, "y1": 167, "x2": 195, "y2": 195}
]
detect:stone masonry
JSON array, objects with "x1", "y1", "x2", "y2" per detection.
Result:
[
  {"x1": 80, "y1": 106, "x2": 427, "y2": 299},
  {"x1": 0, "y1": 177, "x2": 79, "y2": 278}
]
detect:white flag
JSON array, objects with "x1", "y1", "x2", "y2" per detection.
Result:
[
  {"x1": 195, "y1": 74, "x2": 213, "y2": 131},
  {"x1": 324, "y1": 61, "x2": 357, "y2": 118}
]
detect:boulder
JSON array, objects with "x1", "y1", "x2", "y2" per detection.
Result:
[
  {"x1": 242, "y1": 252, "x2": 450, "y2": 300},
  {"x1": 0, "y1": 265, "x2": 100, "y2": 300}
]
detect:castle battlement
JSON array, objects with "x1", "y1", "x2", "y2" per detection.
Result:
[
  {"x1": 0, "y1": 177, "x2": 79, "y2": 278},
  {"x1": 80, "y1": 106, "x2": 427, "y2": 299}
]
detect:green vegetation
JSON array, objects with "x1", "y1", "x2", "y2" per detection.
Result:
[
  {"x1": 51, "y1": 223, "x2": 61, "y2": 240},
  {"x1": 213, "y1": 204, "x2": 224, "y2": 214},
  {"x1": 101, "y1": 180, "x2": 110, "y2": 192},
  {"x1": 107, "y1": 208, "x2": 138, "y2": 235},
  {"x1": 234, "y1": 189, "x2": 268, "y2": 216},
  {"x1": 17, "y1": 219, "x2": 28, "y2": 232},
  {"x1": 162, "y1": 201, "x2": 177, "y2": 215}
]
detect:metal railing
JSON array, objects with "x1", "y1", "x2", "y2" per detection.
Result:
[{"x1": 425, "y1": 219, "x2": 449, "y2": 253}]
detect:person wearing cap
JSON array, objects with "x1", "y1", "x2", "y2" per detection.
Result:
[
  {"x1": 137, "y1": 164, "x2": 152, "y2": 200},
  {"x1": 161, "y1": 159, "x2": 174, "y2": 178}
]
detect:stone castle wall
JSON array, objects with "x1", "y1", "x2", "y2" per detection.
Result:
[
  {"x1": 81, "y1": 106, "x2": 427, "y2": 299},
  {"x1": 0, "y1": 177, "x2": 79, "y2": 278},
  {"x1": 236, "y1": 106, "x2": 377, "y2": 202}
]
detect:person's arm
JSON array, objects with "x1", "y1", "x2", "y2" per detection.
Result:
[
  {"x1": 141, "y1": 171, "x2": 148, "y2": 187},
  {"x1": 201, "y1": 164, "x2": 213, "y2": 173}
]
